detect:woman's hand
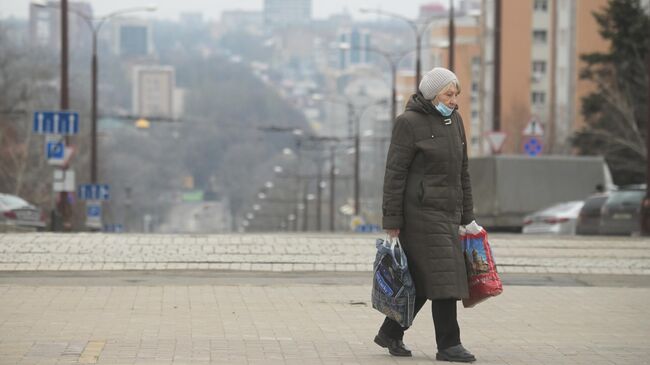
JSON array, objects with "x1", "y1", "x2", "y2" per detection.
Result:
[
  {"x1": 464, "y1": 220, "x2": 484, "y2": 234},
  {"x1": 386, "y1": 229, "x2": 400, "y2": 238}
]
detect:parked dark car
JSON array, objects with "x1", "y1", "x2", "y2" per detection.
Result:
[
  {"x1": 599, "y1": 185, "x2": 645, "y2": 236},
  {"x1": 0, "y1": 193, "x2": 46, "y2": 231},
  {"x1": 576, "y1": 193, "x2": 609, "y2": 235}
]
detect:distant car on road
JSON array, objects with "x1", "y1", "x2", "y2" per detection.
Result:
[
  {"x1": 599, "y1": 185, "x2": 645, "y2": 236},
  {"x1": 522, "y1": 200, "x2": 585, "y2": 235},
  {"x1": 576, "y1": 193, "x2": 610, "y2": 235},
  {"x1": 0, "y1": 193, "x2": 46, "y2": 232}
]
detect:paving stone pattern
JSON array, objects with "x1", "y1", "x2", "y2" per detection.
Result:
[
  {"x1": 0, "y1": 233, "x2": 648, "y2": 275},
  {"x1": 0, "y1": 284, "x2": 648, "y2": 364}
]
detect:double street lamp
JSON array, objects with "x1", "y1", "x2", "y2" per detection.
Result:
[{"x1": 361, "y1": 5, "x2": 455, "y2": 90}]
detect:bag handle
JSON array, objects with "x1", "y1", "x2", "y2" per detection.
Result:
[{"x1": 387, "y1": 237, "x2": 408, "y2": 269}]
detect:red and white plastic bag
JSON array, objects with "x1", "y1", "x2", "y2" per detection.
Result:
[{"x1": 461, "y1": 230, "x2": 503, "y2": 308}]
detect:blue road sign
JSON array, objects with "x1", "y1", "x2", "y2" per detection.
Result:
[
  {"x1": 355, "y1": 224, "x2": 381, "y2": 233},
  {"x1": 46, "y1": 141, "x2": 65, "y2": 160},
  {"x1": 77, "y1": 184, "x2": 110, "y2": 201},
  {"x1": 523, "y1": 137, "x2": 543, "y2": 156},
  {"x1": 103, "y1": 224, "x2": 124, "y2": 233},
  {"x1": 87, "y1": 204, "x2": 102, "y2": 218},
  {"x1": 33, "y1": 111, "x2": 79, "y2": 135}
]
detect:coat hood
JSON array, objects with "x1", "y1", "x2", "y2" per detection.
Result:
[{"x1": 405, "y1": 91, "x2": 458, "y2": 117}]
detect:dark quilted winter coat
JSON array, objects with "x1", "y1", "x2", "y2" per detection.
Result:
[{"x1": 382, "y1": 92, "x2": 475, "y2": 300}]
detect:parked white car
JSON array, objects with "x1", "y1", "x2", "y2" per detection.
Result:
[
  {"x1": 0, "y1": 193, "x2": 46, "y2": 232},
  {"x1": 522, "y1": 200, "x2": 585, "y2": 235}
]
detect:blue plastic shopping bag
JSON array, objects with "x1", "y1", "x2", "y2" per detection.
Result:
[{"x1": 371, "y1": 237, "x2": 416, "y2": 327}]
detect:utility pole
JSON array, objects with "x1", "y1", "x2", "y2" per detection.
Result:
[
  {"x1": 302, "y1": 181, "x2": 309, "y2": 232},
  {"x1": 91, "y1": 28, "x2": 98, "y2": 183},
  {"x1": 58, "y1": 0, "x2": 71, "y2": 231},
  {"x1": 642, "y1": 52, "x2": 650, "y2": 236},
  {"x1": 329, "y1": 145, "x2": 336, "y2": 232},
  {"x1": 316, "y1": 159, "x2": 323, "y2": 231},
  {"x1": 493, "y1": 0, "x2": 502, "y2": 131},
  {"x1": 448, "y1": 0, "x2": 455, "y2": 71},
  {"x1": 354, "y1": 111, "x2": 361, "y2": 216},
  {"x1": 478, "y1": 0, "x2": 486, "y2": 155},
  {"x1": 294, "y1": 138, "x2": 302, "y2": 232}
]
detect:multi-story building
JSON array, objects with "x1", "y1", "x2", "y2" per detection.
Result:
[
  {"x1": 263, "y1": 0, "x2": 311, "y2": 28},
  {"x1": 337, "y1": 27, "x2": 372, "y2": 70},
  {"x1": 414, "y1": 0, "x2": 609, "y2": 156},
  {"x1": 220, "y1": 10, "x2": 264, "y2": 34},
  {"x1": 478, "y1": 0, "x2": 609, "y2": 155},
  {"x1": 132, "y1": 66, "x2": 175, "y2": 119},
  {"x1": 29, "y1": 1, "x2": 92, "y2": 50},
  {"x1": 112, "y1": 18, "x2": 153, "y2": 58}
]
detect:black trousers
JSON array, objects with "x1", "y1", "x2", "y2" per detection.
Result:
[{"x1": 379, "y1": 296, "x2": 460, "y2": 350}]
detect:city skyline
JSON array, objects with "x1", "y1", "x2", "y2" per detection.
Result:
[{"x1": 0, "y1": 0, "x2": 458, "y2": 21}]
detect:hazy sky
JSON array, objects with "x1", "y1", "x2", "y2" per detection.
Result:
[{"x1": 0, "y1": 0, "x2": 449, "y2": 21}]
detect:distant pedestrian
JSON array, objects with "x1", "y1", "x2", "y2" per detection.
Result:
[{"x1": 375, "y1": 67, "x2": 482, "y2": 363}]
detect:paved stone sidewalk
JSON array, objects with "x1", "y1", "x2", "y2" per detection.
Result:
[
  {"x1": 0, "y1": 233, "x2": 649, "y2": 275},
  {"x1": 0, "y1": 281, "x2": 648, "y2": 365}
]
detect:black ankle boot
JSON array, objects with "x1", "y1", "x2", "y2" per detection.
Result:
[
  {"x1": 436, "y1": 344, "x2": 476, "y2": 362},
  {"x1": 374, "y1": 330, "x2": 412, "y2": 357}
]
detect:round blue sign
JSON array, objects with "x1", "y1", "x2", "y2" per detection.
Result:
[{"x1": 524, "y1": 137, "x2": 543, "y2": 156}]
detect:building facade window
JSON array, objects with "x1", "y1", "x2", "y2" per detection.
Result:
[
  {"x1": 532, "y1": 61, "x2": 547, "y2": 74},
  {"x1": 533, "y1": 30, "x2": 547, "y2": 43},
  {"x1": 531, "y1": 91, "x2": 546, "y2": 105},
  {"x1": 534, "y1": 0, "x2": 548, "y2": 11}
]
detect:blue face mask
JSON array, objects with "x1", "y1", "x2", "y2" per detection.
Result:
[{"x1": 435, "y1": 102, "x2": 454, "y2": 117}]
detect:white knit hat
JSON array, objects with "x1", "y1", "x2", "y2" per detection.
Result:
[{"x1": 419, "y1": 67, "x2": 459, "y2": 100}]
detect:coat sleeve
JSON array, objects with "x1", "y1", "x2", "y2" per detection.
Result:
[
  {"x1": 382, "y1": 116, "x2": 416, "y2": 229},
  {"x1": 458, "y1": 116, "x2": 475, "y2": 225}
]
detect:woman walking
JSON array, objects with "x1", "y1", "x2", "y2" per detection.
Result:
[{"x1": 375, "y1": 67, "x2": 482, "y2": 363}]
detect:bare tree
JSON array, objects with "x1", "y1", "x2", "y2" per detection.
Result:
[{"x1": 0, "y1": 24, "x2": 58, "y2": 206}]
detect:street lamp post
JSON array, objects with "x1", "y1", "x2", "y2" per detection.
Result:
[
  {"x1": 303, "y1": 135, "x2": 340, "y2": 231},
  {"x1": 258, "y1": 126, "x2": 305, "y2": 231},
  {"x1": 351, "y1": 100, "x2": 388, "y2": 216},
  {"x1": 84, "y1": 6, "x2": 157, "y2": 183},
  {"x1": 642, "y1": 52, "x2": 650, "y2": 236},
  {"x1": 329, "y1": 145, "x2": 336, "y2": 231}
]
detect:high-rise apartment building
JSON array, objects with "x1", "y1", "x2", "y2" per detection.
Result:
[
  {"x1": 414, "y1": 0, "x2": 609, "y2": 156},
  {"x1": 263, "y1": 0, "x2": 311, "y2": 28},
  {"x1": 478, "y1": 0, "x2": 609, "y2": 155}
]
